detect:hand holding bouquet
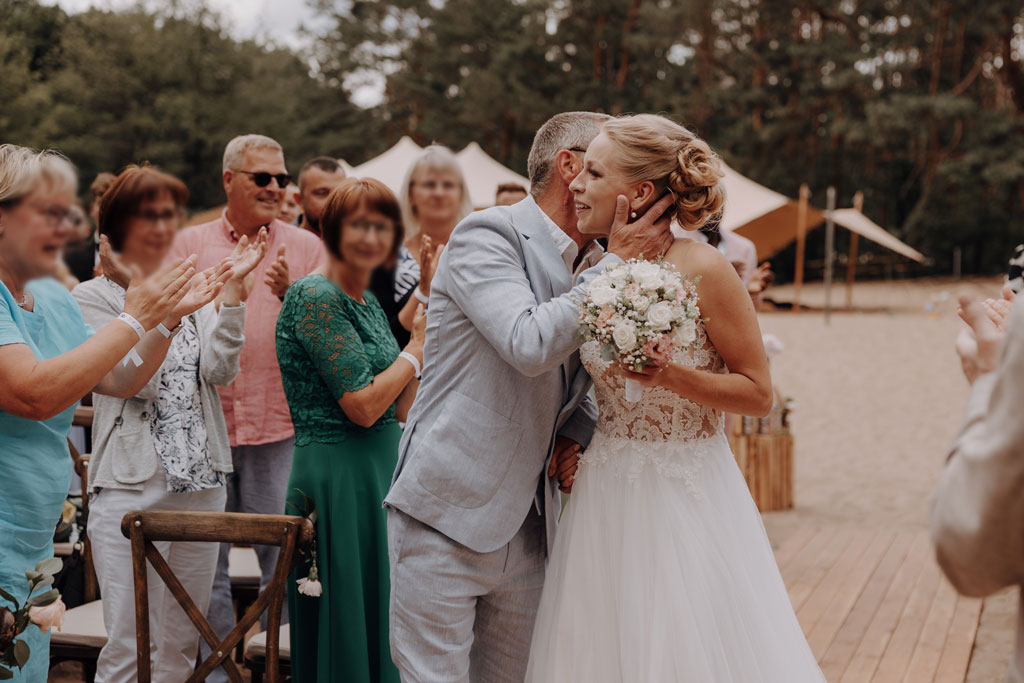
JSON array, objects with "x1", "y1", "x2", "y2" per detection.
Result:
[{"x1": 578, "y1": 259, "x2": 703, "y2": 402}]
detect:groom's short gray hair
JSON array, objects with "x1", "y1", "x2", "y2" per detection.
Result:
[{"x1": 528, "y1": 112, "x2": 612, "y2": 198}]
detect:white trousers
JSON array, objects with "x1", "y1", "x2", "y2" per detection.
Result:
[{"x1": 88, "y1": 468, "x2": 226, "y2": 683}]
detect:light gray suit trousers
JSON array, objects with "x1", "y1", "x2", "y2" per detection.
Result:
[{"x1": 384, "y1": 198, "x2": 615, "y2": 682}]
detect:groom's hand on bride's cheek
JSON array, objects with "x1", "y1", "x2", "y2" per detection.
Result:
[
  {"x1": 549, "y1": 436, "x2": 583, "y2": 493},
  {"x1": 606, "y1": 193, "x2": 676, "y2": 261}
]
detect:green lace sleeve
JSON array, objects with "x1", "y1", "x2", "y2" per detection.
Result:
[{"x1": 292, "y1": 283, "x2": 373, "y2": 400}]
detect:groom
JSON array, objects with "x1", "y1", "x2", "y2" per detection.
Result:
[{"x1": 384, "y1": 111, "x2": 675, "y2": 682}]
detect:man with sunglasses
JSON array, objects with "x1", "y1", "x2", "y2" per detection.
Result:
[{"x1": 169, "y1": 134, "x2": 324, "y2": 678}]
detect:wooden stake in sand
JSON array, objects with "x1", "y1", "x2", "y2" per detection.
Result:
[
  {"x1": 845, "y1": 191, "x2": 863, "y2": 310},
  {"x1": 794, "y1": 184, "x2": 810, "y2": 311}
]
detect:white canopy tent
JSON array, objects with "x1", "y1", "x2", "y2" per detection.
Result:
[
  {"x1": 350, "y1": 137, "x2": 530, "y2": 208},
  {"x1": 455, "y1": 142, "x2": 530, "y2": 208},
  {"x1": 349, "y1": 136, "x2": 425, "y2": 196}
]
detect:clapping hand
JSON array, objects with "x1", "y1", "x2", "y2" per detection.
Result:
[
  {"x1": 171, "y1": 258, "x2": 233, "y2": 321},
  {"x1": 548, "y1": 435, "x2": 583, "y2": 494},
  {"x1": 98, "y1": 235, "x2": 133, "y2": 290},
  {"x1": 265, "y1": 244, "x2": 291, "y2": 300},
  {"x1": 122, "y1": 256, "x2": 197, "y2": 330},
  {"x1": 748, "y1": 262, "x2": 774, "y2": 296},
  {"x1": 955, "y1": 295, "x2": 1005, "y2": 384},
  {"x1": 418, "y1": 236, "x2": 445, "y2": 297},
  {"x1": 220, "y1": 228, "x2": 270, "y2": 305}
]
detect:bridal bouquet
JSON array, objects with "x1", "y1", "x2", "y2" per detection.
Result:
[{"x1": 577, "y1": 259, "x2": 703, "y2": 402}]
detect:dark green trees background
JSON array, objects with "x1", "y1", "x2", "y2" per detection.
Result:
[{"x1": 3, "y1": 0, "x2": 1022, "y2": 275}]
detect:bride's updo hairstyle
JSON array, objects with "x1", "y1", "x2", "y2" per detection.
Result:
[{"x1": 602, "y1": 114, "x2": 725, "y2": 231}]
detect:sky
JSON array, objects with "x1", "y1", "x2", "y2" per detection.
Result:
[
  {"x1": 45, "y1": 0, "x2": 387, "y2": 105},
  {"x1": 46, "y1": 0, "x2": 325, "y2": 51}
]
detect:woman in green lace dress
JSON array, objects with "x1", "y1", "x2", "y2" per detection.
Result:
[{"x1": 276, "y1": 178, "x2": 425, "y2": 683}]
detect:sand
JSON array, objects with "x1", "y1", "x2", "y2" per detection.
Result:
[{"x1": 759, "y1": 275, "x2": 1017, "y2": 681}]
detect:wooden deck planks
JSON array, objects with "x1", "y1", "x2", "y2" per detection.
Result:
[
  {"x1": 818, "y1": 531, "x2": 917, "y2": 680},
  {"x1": 771, "y1": 527, "x2": 983, "y2": 683}
]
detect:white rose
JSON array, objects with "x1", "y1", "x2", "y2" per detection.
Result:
[
  {"x1": 631, "y1": 295, "x2": 651, "y2": 313},
  {"x1": 608, "y1": 267, "x2": 630, "y2": 286},
  {"x1": 646, "y1": 301, "x2": 674, "y2": 331},
  {"x1": 612, "y1": 321, "x2": 638, "y2": 350},
  {"x1": 631, "y1": 261, "x2": 661, "y2": 283},
  {"x1": 673, "y1": 319, "x2": 697, "y2": 347},
  {"x1": 588, "y1": 285, "x2": 618, "y2": 307}
]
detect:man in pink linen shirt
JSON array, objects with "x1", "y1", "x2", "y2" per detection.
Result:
[{"x1": 170, "y1": 134, "x2": 323, "y2": 673}]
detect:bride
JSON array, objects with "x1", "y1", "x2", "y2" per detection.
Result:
[{"x1": 525, "y1": 114, "x2": 825, "y2": 682}]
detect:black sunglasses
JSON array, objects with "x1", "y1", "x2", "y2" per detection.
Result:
[{"x1": 232, "y1": 169, "x2": 292, "y2": 188}]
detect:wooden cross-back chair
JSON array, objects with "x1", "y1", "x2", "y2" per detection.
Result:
[{"x1": 120, "y1": 510, "x2": 314, "y2": 683}]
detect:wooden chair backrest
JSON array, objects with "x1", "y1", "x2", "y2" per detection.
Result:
[{"x1": 120, "y1": 511, "x2": 314, "y2": 683}]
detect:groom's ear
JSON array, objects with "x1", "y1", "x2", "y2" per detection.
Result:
[{"x1": 554, "y1": 149, "x2": 582, "y2": 185}]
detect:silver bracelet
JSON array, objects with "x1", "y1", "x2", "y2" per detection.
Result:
[
  {"x1": 156, "y1": 320, "x2": 183, "y2": 338},
  {"x1": 413, "y1": 287, "x2": 429, "y2": 306},
  {"x1": 398, "y1": 351, "x2": 421, "y2": 379},
  {"x1": 116, "y1": 312, "x2": 145, "y2": 340}
]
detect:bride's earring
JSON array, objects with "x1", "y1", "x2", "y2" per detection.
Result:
[{"x1": 630, "y1": 211, "x2": 637, "y2": 220}]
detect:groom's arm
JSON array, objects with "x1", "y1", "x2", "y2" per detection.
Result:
[
  {"x1": 558, "y1": 395, "x2": 598, "y2": 448},
  {"x1": 445, "y1": 217, "x2": 618, "y2": 378}
]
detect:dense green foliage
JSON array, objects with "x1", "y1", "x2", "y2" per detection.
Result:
[{"x1": 2, "y1": 0, "x2": 1022, "y2": 274}]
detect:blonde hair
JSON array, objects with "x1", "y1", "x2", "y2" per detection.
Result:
[
  {"x1": 0, "y1": 144, "x2": 77, "y2": 205},
  {"x1": 399, "y1": 145, "x2": 472, "y2": 241},
  {"x1": 602, "y1": 114, "x2": 725, "y2": 231}
]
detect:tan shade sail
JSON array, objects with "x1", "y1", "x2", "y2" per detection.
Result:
[
  {"x1": 830, "y1": 208, "x2": 925, "y2": 263},
  {"x1": 455, "y1": 142, "x2": 530, "y2": 208},
  {"x1": 720, "y1": 162, "x2": 923, "y2": 263}
]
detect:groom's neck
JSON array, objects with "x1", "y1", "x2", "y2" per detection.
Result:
[{"x1": 535, "y1": 188, "x2": 592, "y2": 251}]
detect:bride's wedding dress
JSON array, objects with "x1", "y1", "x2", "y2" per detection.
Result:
[{"x1": 526, "y1": 320, "x2": 826, "y2": 682}]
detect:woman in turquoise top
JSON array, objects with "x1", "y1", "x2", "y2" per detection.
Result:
[
  {"x1": 0, "y1": 145, "x2": 226, "y2": 681},
  {"x1": 276, "y1": 177, "x2": 425, "y2": 683}
]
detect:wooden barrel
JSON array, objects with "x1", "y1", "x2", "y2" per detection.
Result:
[{"x1": 731, "y1": 431, "x2": 794, "y2": 512}]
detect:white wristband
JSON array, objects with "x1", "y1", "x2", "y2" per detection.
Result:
[
  {"x1": 116, "y1": 312, "x2": 145, "y2": 340},
  {"x1": 398, "y1": 351, "x2": 421, "y2": 379},
  {"x1": 413, "y1": 287, "x2": 429, "y2": 305}
]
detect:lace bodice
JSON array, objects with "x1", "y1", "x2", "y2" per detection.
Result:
[
  {"x1": 581, "y1": 318, "x2": 726, "y2": 443},
  {"x1": 579, "y1": 318, "x2": 728, "y2": 491}
]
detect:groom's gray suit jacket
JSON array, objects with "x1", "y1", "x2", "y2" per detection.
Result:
[{"x1": 385, "y1": 198, "x2": 618, "y2": 555}]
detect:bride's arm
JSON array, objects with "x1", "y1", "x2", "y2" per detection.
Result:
[{"x1": 625, "y1": 241, "x2": 773, "y2": 417}]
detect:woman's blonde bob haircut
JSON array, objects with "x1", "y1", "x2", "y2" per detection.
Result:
[
  {"x1": 602, "y1": 114, "x2": 726, "y2": 231},
  {"x1": 398, "y1": 145, "x2": 472, "y2": 242},
  {"x1": 0, "y1": 145, "x2": 77, "y2": 206}
]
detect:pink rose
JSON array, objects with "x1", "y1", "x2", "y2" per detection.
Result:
[
  {"x1": 28, "y1": 597, "x2": 66, "y2": 633},
  {"x1": 642, "y1": 334, "x2": 675, "y2": 366},
  {"x1": 596, "y1": 307, "x2": 614, "y2": 329},
  {"x1": 623, "y1": 283, "x2": 641, "y2": 299}
]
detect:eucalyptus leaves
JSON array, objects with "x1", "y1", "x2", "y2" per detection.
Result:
[{"x1": 0, "y1": 557, "x2": 66, "y2": 680}]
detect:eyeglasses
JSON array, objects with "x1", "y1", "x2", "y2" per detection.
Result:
[
  {"x1": 28, "y1": 202, "x2": 74, "y2": 228},
  {"x1": 347, "y1": 220, "x2": 395, "y2": 235},
  {"x1": 568, "y1": 147, "x2": 587, "y2": 154},
  {"x1": 232, "y1": 169, "x2": 292, "y2": 188},
  {"x1": 133, "y1": 209, "x2": 178, "y2": 225},
  {"x1": 411, "y1": 179, "x2": 460, "y2": 192}
]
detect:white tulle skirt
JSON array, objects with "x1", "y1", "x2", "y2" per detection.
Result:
[{"x1": 526, "y1": 430, "x2": 826, "y2": 682}]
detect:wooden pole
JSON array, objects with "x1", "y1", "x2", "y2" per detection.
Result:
[
  {"x1": 845, "y1": 191, "x2": 863, "y2": 310},
  {"x1": 793, "y1": 184, "x2": 810, "y2": 311},
  {"x1": 824, "y1": 186, "x2": 836, "y2": 324}
]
